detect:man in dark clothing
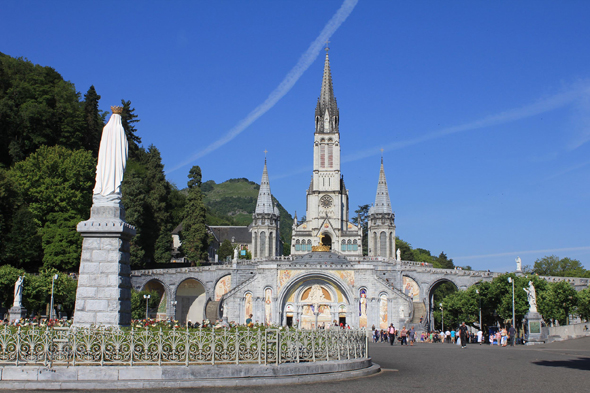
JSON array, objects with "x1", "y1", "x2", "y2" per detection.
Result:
[
  {"x1": 459, "y1": 322, "x2": 469, "y2": 348},
  {"x1": 388, "y1": 324, "x2": 396, "y2": 345},
  {"x1": 508, "y1": 324, "x2": 516, "y2": 346}
]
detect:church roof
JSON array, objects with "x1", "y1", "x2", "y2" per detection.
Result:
[
  {"x1": 209, "y1": 226, "x2": 252, "y2": 244},
  {"x1": 255, "y1": 159, "x2": 275, "y2": 214},
  {"x1": 371, "y1": 158, "x2": 392, "y2": 214},
  {"x1": 315, "y1": 49, "x2": 339, "y2": 128}
]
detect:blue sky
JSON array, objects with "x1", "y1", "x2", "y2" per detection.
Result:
[{"x1": 2, "y1": 0, "x2": 589, "y2": 272}]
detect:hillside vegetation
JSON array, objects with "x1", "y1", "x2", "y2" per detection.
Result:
[{"x1": 201, "y1": 178, "x2": 293, "y2": 253}]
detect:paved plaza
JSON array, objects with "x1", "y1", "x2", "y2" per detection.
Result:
[{"x1": 49, "y1": 336, "x2": 590, "y2": 393}]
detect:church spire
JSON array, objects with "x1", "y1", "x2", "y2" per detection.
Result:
[
  {"x1": 315, "y1": 46, "x2": 339, "y2": 134},
  {"x1": 372, "y1": 158, "x2": 392, "y2": 214},
  {"x1": 255, "y1": 157, "x2": 274, "y2": 214}
]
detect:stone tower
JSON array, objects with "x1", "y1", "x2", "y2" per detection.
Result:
[
  {"x1": 291, "y1": 47, "x2": 362, "y2": 255},
  {"x1": 368, "y1": 158, "x2": 396, "y2": 258},
  {"x1": 250, "y1": 159, "x2": 281, "y2": 258}
]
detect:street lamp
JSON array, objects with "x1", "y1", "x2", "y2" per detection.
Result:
[
  {"x1": 476, "y1": 289, "x2": 482, "y2": 331},
  {"x1": 171, "y1": 300, "x2": 178, "y2": 321},
  {"x1": 507, "y1": 277, "x2": 515, "y2": 326},
  {"x1": 50, "y1": 274, "x2": 59, "y2": 320},
  {"x1": 439, "y1": 302, "x2": 444, "y2": 333},
  {"x1": 143, "y1": 294, "x2": 151, "y2": 320}
]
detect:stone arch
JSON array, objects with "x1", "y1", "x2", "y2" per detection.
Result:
[
  {"x1": 260, "y1": 231, "x2": 266, "y2": 257},
  {"x1": 425, "y1": 278, "x2": 460, "y2": 331},
  {"x1": 141, "y1": 279, "x2": 169, "y2": 321},
  {"x1": 379, "y1": 231, "x2": 387, "y2": 257},
  {"x1": 175, "y1": 278, "x2": 207, "y2": 325}
]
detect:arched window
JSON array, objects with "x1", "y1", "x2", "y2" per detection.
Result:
[
  {"x1": 253, "y1": 233, "x2": 257, "y2": 258},
  {"x1": 341, "y1": 240, "x2": 346, "y2": 252},
  {"x1": 353, "y1": 239, "x2": 358, "y2": 251},
  {"x1": 347, "y1": 239, "x2": 352, "y2": 251},
  {"x1": 307, "y1": 239, "x2": 312, "y2": 251},
  {"x1": 320, "y1": 144, "x2": 326, "y2": 168},
  {"x1": 269, "y1": 232, "x2": 274, "y2": 256},
  {"x1": 260, "y1": 232, "x2": 266, "y2": 257},
  {"x1": 327, "y1": 144, "x2": 333, "y2": 168},
  {"x1": 373, "y1": 232, "x2": 377, "y2": 255},
  {"x1": 380, "y1": 232, "x2": 387, "y2": 257},
  {"x1": 295, "y1": 239, "x2": 300, "y2": 251}
]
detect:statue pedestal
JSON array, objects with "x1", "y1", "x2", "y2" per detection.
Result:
[
  {"x1": 9, "y1": 306, "x2": 27, "y2": 322},
  {"x1": 73, "y1": 205, "x2": 136, "y2": 327},
  {"x1": 524, "y1": 311, "x2": 544, "y2": 345}
]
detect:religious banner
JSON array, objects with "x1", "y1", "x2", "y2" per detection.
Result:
[
  {"x1": 264, "y1": 288, "x2": 272, "y2": 325},
  {"x1": 359, "y1": 289, "x2": 367, "y2": 328},
  {"x1": 402, "y1": 276, "x2": 420, "y2": 300},
  {"x1": 379, "y1": 294, "x2": 388, "y2": 329},
  {"x1": 214, "y1": 275, "x2": 231, "y2": 301},
  {"x1": 245, "y1": 293, "x2": 253, "y2": 323}
]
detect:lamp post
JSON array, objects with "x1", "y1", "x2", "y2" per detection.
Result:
[
  {"x1": 476, "y1": 289, "x2": 482, "y2": 331},
  {"x1": 507, "y1": 277, "x2": 515, "y2": 325},
  {"x1": 171, "y1": 300, "x2": 178, "y2": 321},
  {"x1": 439, "y1": 302, "x2": 444, "y2": 333},
  {"x1": 49, "y1": 274, "x2": 58, "y2": 320},
  {"x1": 143, "y1": 294, "x2": 151, "y2": 320}
]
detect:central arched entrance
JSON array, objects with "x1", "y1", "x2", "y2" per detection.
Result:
[
  {"x1": 426, "y1": 279, "x2": 458, "y2": 331},
  {"x1": 279, "y1": 273, "x2": 352, "y2": 329}
]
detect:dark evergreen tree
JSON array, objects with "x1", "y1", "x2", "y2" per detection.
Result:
[
  {"x1": 82, "y1": 85, "x2": 103, "y2": 156},
  {"x1": 121, "y1": 166, "x2": 148, "y2": 267},
  {"x1": 218, "y1": 239, "x2": 234, "y2": 262},
  {"x1": 120, "y1": 99, "x2": 142, "y2": 158},
  {"x1": 181, "y1": 166, "x2": 208, "y2": 264},
  {"x1": 351, "y1": 204, "x2": 369, "y2": 255},
  {"x1": 2, "y1": 207, "x2": 43, "y2": 270},
  {"x1": 436, "y1": 252, "x2": 455, "y2": 269}
]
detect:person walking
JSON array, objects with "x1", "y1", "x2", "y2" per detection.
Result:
[
  {"x1": 459, "y1": 322, "x2": 469, "y2": 348},
  {"x1": 400, "y1": 326, "x2": 407, "y2": 345},
  {"x1": 508, "y1": 324, "x2": 516, "y2": 346},
  {"x1": 477, "y1": 329, "x2": 483, "y2": 345},
  {"x1": 388, "y1": 324, "x2": 396, "y2": 345},
  {"x1": 409, "y1": 327, "x2": 415, "y2": 346}
]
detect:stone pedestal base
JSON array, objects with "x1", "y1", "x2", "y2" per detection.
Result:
[
  {"x1": 524, "y1": 311, "x2": 544, "y2": 345},
  {"x1": 9, "y1": 306, "x2": 27, "y2": 322},
  {"x1": 73, "y1": 204, "x2": 136, "y2": 327}
]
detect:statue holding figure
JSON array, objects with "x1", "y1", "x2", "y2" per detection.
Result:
[
  {"x1": 92, "y1": 106, "x2": 129, "y2": 206},
  {"x1": 13, "y1": 276, "x2": 24, "y2": 308},
  {"x1": 523, "y1": 281, "x2": 537, "y2": 313}
]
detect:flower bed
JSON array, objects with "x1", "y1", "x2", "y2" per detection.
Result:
[{"x1": 0, "y1": 325, "x2": 368, "y2": 367}]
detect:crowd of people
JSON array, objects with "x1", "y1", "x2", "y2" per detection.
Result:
[{"x1": 372, "y1": 322, "x2": 519, "y2": 347}]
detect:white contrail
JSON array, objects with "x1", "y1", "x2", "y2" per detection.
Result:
[
  {"x1": 167, "y1": 0, "x2": 359, "y2": 174},
  {"x1": 342, "y1": 82, "x2": 590, "y2": 164},
  {"x1": 453, "y1": 246, "x2": 590, "y2": 260}
]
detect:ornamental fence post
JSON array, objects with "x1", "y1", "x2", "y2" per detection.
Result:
[
  {"x1": 211, "y1": 328, "x2": 215, "y2": 365},
  {"x1": 235, "y1": 329, "x2": 239, "y2": 364},
  {"x1": 311, "y1": 330, "x2": 316, "y2": 362},
  {"x1": 276, "y1": 329, "x2": 280, "y2": 366},
  {"x1": 130, "y1": 328, "x2": 134, "y2": 366},
  {"x1": 185, "y1": 329, "x2": 189, "y2": 366}
]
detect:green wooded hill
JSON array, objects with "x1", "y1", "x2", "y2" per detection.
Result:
[{"x1": 200, "y1": 178, "x2": 293, "y2": 253}]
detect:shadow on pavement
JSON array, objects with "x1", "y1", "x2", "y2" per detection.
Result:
[{"x1": 532, "y1": 357, "x2": 590, "y2": 371}]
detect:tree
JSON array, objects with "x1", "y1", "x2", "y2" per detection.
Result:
[
  {"x1": 577, "y1": 287, "x2": 590, "y2": 321},
  {"x1": 218, "y1": 239, "x2": 234, "y2": 262},
  {"x1": 130, "y1": 289, "x2": 161, "y2": 320},
  {"x1": 351, "y1": 204, "x2": 369, "y2": 255},
  {"x1": 8, "y1": 145, "x2": 95, "y2": 226},
  {"x1": 0, "y1": 265, "x2": 24, "y2": 309},
  {"x1": 539, "y1": 281, "x2": 578, "y2": 325},
  {"x1": 41, "y1": 211, "x2": 84, "y2": 271},
  {"x1": 82, "y1": 85, "x2": 104, "y2": 156},
  {"x1": 181, "y1": 166, "x2": 209, "y2": 263},
  {"x1": 20, "y1": 269, "x2": 77, "y2": 317},
  {"x1": 395, "y1": 238, "x2": 414, "y2": 261},
  {"x1": 121, "y1": 165, "x2": 148, "y2": 267},
  {"x1": 533, "y1": 255, "x2": 588, "y2": 277},
  {"x1": 1, "y1": 207, "x2": 43, "y2": 270},
  {"x1": 435, "y1": 252, "x2": 455, "y2": 269},
  {"x1": 120, "y1": 99, "x2": 142, "y2": 158}
]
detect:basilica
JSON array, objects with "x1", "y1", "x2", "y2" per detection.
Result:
[{"x1": 131, "y1": 49, "x2": 458, "y2": 331}]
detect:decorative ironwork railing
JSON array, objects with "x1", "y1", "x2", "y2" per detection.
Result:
[{"x1": 0, "y1": 326, "x2": 368, "y2": 367}]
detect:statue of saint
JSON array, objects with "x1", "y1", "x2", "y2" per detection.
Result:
[
  {"x1": 516, "y1": 257, "x2": 522, "y2": 272},
  {"x1": 233, "y1": 246, "x2": 239, "y2": 262},
  {"x1": 13, "y1": 276, "x2": 24, "y2": 308},
  {"x1": 523, "y1": 281, "x2": 537, "y2": 313},
  {"x1": 92, "y1": 106, "x2": 129, "y2": 206},
  {"x1": 396, "y1": 248, "x2": 401, "y2": 262}
]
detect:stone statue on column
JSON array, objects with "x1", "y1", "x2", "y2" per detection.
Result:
[
  {"x1": 396, "y1": 248, "x2": 401, "y2": 262},
  {"x1": 523, "y1": 281, "x2": 537, "y2": 313},
  {"x1": 9, "y1": 276, "x2": 27, "y2": 322},
  {"x1": 515, "y1": 256, "x2": 522, "y2": 272},
  {"x1": 73, "y1": 106, "x2": 136, "y2": 327},
  {"x1": 233, "y1": 246, "x2": 239, "y2": 262}
]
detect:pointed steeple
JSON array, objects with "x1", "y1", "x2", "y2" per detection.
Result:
[
  {"x1": 372, "y1": 158, "x2": 392, "y2": 214},
  {"x1": 255, "y1": 158, "x2": 274, "y2": 214},
  {"x1": 315, "y1": 47, "x2": 339, "y2": 133}
]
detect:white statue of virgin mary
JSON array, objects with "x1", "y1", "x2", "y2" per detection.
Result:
[{"x1": 93, "y1": 106, "x2": 129, "y2": 206}]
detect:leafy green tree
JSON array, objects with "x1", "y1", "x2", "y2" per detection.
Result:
[
  {"x1": 577, "y1": 287, "x2": 590, "y2": 321},
  {"x1": 435, "y1": 252, "x2": 455, "y2": 269},
  {"x1": 1, "y1": 207, "x2": 43, "y2": 270},
  {"x1": 440, "y1": 287, "x2": 479, "y2": 329},
  {"x1": 41, "y1": 211, "x2": 83, "y2": 271},
  {"x1": 0, "y1": 52, "x2": 86, "y2": 167},
  {"x1": 120, "y1": 99, "x2": 142, "y2": 158},
  {"x1": 8, "y1": 145, "x2": 95, "y2": 226},
  {"x1": 351, "y1": 204, "x2": 369, "y2": 255},
  {"x1": 395, "y1": 237, "x2": 414, "y2": 261},
  {"x1": 121, "y1": 166, "x2": 148, "y2": 267},
  {"x1": 539, "y1": 281, "x2": 578, "y2": 325},
  {"x1": 182, "y1": 166, "x2": 208, "y2": 263},
  {"x1": 82, "y1": 85, "x2": 104, "y2": 156},
  {"x1": 218, "y1": 239, "x2": 234, "y2": 261},
  {"x1": 21, "y1": 269, "x2": 77, "y2": 317},
  {"x1": 0, "y1": 168, "x2": 17, "y2": 238},
  {"x1": 533, "y1": 255, "x2": 588, "y2": 277},
  {"x1": 130, "y1": 289, "x2": 161, "y2": 320}
]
